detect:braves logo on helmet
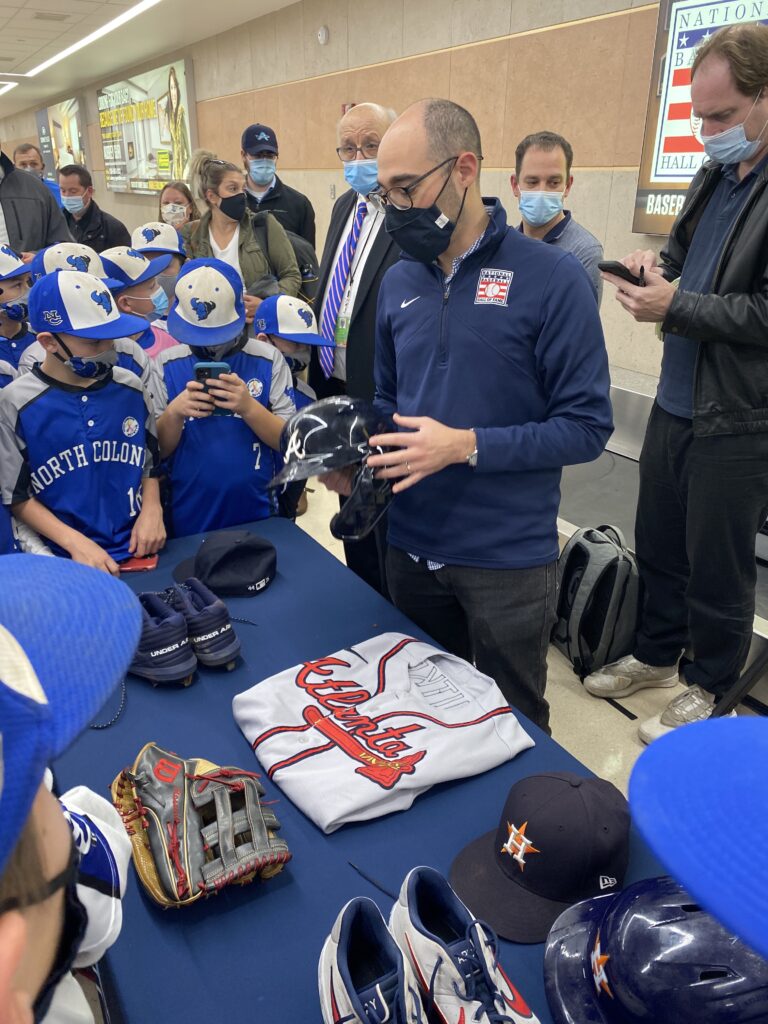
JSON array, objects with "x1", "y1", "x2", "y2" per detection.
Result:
[
  {"x1": 91, "y1": 290, "x2": 113, "y2": 315},
  {"x1": 66, "y1": 253, "x2": 90, "y2": 272},
  {"x1": 142, "y1": 227, "x2": 162, "y2": 243},
  {"x1": 190, "y1": 297, "x2": 216, "y2": 321},
  {"x1": 297, "y1": 307, "x2": 313, "y2": 328}
]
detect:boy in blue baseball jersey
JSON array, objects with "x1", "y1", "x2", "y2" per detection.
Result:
[
  {"x1": 0, "y1": 270, "x2": 166, "y2": 574},
  {"x1": 0, "y1": 358, "x2": 16, "y2": 389},
  {"x1": 0, "y1": 246, "x2": 36, "y2": 370},
  {"x1": 155, "y1": 258, "x2": 295, "y2": 536}
]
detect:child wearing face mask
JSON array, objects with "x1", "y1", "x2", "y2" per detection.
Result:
[
  {"x1": 0, "y1": 554, "x2": 141, "y2": 1024},
  {"x1": 0, "y1": 247, "x2": 36, "y2": 371},
  {"x1": 0, "y1": 269, "x2": 166, "y2": 572},
  {"x1": 130, "y1": 222, "x2": 188, "y2": 359},
  {"x1": 100, "y1": 245, "x2": 174, "y2": 358},
  {"x1": 154, "y1": 258, "x2": 296, "y2": 536}
]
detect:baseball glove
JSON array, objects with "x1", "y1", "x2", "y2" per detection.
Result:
[{"x1": 111, "y1": 741, "x2": 291, "y2": 908}]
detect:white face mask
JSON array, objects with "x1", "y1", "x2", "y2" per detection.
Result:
[{"x1": 161, "y1": 202, "x2": 188, "y2": 226}]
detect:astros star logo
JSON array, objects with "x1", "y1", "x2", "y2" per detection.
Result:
[
  {"x1": 501, "y1": 821, "x2": 540, "y2": 870},
  {"x1": 590, "y1": 930, "x2": 613, "y2": 998}
]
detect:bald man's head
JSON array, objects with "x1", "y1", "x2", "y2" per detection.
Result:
[{"x1": 336, "y1": 102, "x2": 397, "y2": 141}]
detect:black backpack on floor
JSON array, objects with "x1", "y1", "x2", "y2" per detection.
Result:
[{"x1": 551, "y1": 524, "x2": 640, "y2": 681}]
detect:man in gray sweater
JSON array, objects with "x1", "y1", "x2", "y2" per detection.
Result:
[
  {"x1": 0, "y1": 149, "x2": 71, "y2": 259},
  {"x1": 511, "y1": 131, "x2": 603, "y2": 302}
]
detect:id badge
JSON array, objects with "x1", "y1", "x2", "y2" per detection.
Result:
[{"x1": 334, "y1": 315, "x2": 350, "y2": 348}]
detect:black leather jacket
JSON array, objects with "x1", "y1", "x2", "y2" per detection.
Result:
[{"x1": 661, "y1": 158, "x2": 768, "y2": 436}]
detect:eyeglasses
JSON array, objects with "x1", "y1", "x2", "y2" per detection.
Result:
[
  {"x1": 0, "y1": 837, "x2": 80, "y2": 915},
  {"x1": 336, "y1": 142, "x2": 380, "y2": 163},
  {"x1": 369, "y1": 156, "x2": 458, "y2": 212}
]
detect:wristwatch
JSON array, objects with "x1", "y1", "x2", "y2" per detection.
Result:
[{"x1": 466, "y1": 430, "x2": 478, "y2": 469}]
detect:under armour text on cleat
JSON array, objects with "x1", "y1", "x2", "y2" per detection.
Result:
[
  {"x1": 162, "y1": 577, "x2": 241, "y2": 668},
  {"x1": 389, "y1": 866, "x2": 539, "y2": 1024},
  {"x1": 319, "y1": 897, "x2": 425, "y2": 1024},
  {"x1": 129, "y1": 592, "x2": 197, "y2": 685}
]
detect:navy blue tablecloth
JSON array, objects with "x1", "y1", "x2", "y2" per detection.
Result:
[{"x1": 54, "y1": 519, "x2": 662, "y2": 1023}]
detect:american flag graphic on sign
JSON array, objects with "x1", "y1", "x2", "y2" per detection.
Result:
[{"x1": 651, "y1": 1, "x2": 768, "y2": 184}]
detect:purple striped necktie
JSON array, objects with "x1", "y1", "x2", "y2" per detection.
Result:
[{"x1": 319, "y1": 199, "x2": 368, "y2": 378}]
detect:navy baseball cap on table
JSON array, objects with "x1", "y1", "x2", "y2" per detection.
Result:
[
  {"x1": 167, "y1": 258, "x2": 245, "y2": 347},
  {"x1": 449, "y1": 771, "x2": 630, "y2": 943},
  {"x1": 100, "y1": 246, "x2": 173, "y2": 293},
  {"x1": 630, "y1": 717, "x2": 768, "y2": 960},
  {"x1": 28, "y1": 269, "x2": 148, "y2": 340},
  {"x1": 0, "y1": 554, "x2": 142, "y2": 876},
  {"x1": 242, "y1": 123, "x2": 278, "y2": 154},
  {"x1": 173, "y1": 530, "x2": 277, "y2": 597}
]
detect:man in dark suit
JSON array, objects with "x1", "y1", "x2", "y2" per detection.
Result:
[{"x1": 309, "y1": 102, "x2": 400, "y2": 594}]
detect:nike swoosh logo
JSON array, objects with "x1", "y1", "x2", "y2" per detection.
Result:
[{"x1": 400, "y1": 297, "x2": 420, "y2": 308}]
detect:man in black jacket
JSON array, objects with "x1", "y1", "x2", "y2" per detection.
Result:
[
  {"x1": 587, "y1": 24, "x2": 768, "y2": 743},
  {"x1": 58, "y1": 164, "x2": 130, "y2": 253},
  {"x1": 0, "y1": 150, "x2": 70, "y2": 257},
  {"x1": 241, "y1": 124, "x2": 316, "y2": 247}
]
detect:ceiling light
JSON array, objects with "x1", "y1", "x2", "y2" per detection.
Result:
[
  {"x1": 25, "y1": 0, "x2": 163, "y2": 78},
  {"x1": 0, "y1": 82, "x2": 18, "y2": 97}
]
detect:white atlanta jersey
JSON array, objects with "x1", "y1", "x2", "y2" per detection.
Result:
[{"x1": 233, "y1": 633, "x2": 534, "y2": 833}]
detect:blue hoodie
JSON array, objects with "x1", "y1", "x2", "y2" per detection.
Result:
[{"x1": 374, "y1": 199, "x2": 613, "y2": 570}]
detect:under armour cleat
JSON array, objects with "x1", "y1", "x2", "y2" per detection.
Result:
[
  {"x1": 390, "y1": 866, "x2": 540, "y2": 1024},
  {"x1": 162, "y1": 577, "x2": 241, "y2": 669},
  {"x1": 319, "y1": 896, "x2": 426, "y2": 1024},
  {"x1": 129, "y1": 592, "x2": 197, "y2": 686}
]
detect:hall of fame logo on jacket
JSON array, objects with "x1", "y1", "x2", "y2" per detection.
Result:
[{"x1": 232, "y1": 633, "x2": 534, "y2": 833}]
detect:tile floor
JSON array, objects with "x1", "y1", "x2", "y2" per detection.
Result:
[{"x1": 297, "y1": 483, "x2": 707, "y2": 797}]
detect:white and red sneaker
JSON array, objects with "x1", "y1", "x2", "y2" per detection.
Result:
[
  {"x1": 389, "y1": 866, "x2": 540, "y2": 1024},
  {"x1": 319, "y1": 896, "x2": 426, "y2": 1024}
]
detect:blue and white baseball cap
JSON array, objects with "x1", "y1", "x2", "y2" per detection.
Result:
[
  {"x1": 167, "y1": 258, "x2": 245, "y2": 347},
  {"x1": 130, "y1": 222, "x2": 186, "y2": 259},
  {"x1": 100, "y1": 246, "x2": 172, "y2": 293},
  {"x1": 0, "y1": 554, "x2": 142, "y2": 876},
  {"x1": 0, "y1": 244, "x2": 29, "y2": 282},
  {"x1": 28, "y1": 269, "x2": 148, "y2": 340},
  {"x1": 629, "y1": 717, "x2": 768, "y2": 960},
  {"x1": 254, "y1": 294, "x2": 324, "y2": 346},
  {"x1": 29, "y1": 243, "x2": 122, "y2": 289}
]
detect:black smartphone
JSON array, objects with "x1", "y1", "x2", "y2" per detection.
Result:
[
  {"x1": 598, "y1": 260, "x2": 645, "y2": 287},
  {"x1": 193, "y1": 361, "x2": 231, "y2": 416}
]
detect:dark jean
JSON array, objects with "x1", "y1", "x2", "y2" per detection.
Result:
[
  {"x1": 634, "y1": 402, "x2": 768, "y2": 697},
  {"x1": 386, "y1": 546, "x2": 557, "y2": 732}
]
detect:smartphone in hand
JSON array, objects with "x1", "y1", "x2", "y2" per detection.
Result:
[
  {"x1": 598, "y1": 260, "x2": 646, "y2": 287},
  {"x1": 119, "y1": 554, "x2": 159, "y2": 573},
  {"x1": 193, "y1": 361, "x2": 232, "y2": 416}
]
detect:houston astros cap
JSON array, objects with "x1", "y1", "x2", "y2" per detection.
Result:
[
  {"x1": 0, "y1": 554, "x2": 142, "y2": 876},
  {"x1": 630, "y1": 717, "x2": 768, "y2": 960},
  {"x1": 100, "y1": 245, "x2": 173, "y2": 293},
  {"x1": 29, "y1": 243, "x2": 122, "y2": 289},
  {"x1": 28, "y1": 269, "x2": 148, "y2": 340},
  {"x1": 167, "y1": 258, "x2": 245, "y2": 347},
  {"x1": 449, "y1": 771, "x2": 630, "y2": 943},
  {"x1": 131, "y1": 221, "x2": 186, "y2": 259},
  {"x1": 0, "y1": 244, "x2": 30, "y2": 281},
  {"x1": 242, "y1": 123, "x2": 278, "y2": 154},
  {"x1": 255, "y1": 294, "x2": 324, "y2": 346},
  {"x1": 173, "y1": 529, "x2": 277, "y2": 597}
]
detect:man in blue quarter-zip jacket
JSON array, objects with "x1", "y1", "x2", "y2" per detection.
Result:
[{"x1": 355, "y1": 99, "x2": 612, "y2": 733}]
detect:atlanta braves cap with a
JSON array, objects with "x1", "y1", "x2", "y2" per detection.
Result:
[
  {"x1": 28, "y1": 269, "x2": 148, "y2": 340},
  {"x1": 29, "y1": 243, "x2": 122, "y2": 289},
  {"x1": 167, "y1": 258, "x2": 245, "y2": 347},
  {"x1": 0, "y1": 244, "x2": 29, "y2": 281},
  {"x1": 449, "y1": 771, "x2": 630, "y2": 943},
  {"x1": 100, "y1": 245, "x2": 173, "y2": 293},
  {"x1": 254, "y1": 294, "x2": 324, "y2": 346},
  {"x1": 131, "y1": 222, "x2": 186, "y2": 258},
  {"x1": 629, "y1": 717, "x2": 768, "y2": 960},
  {"x1": 173, "y1": 529, "x2": 277, "y2": 597},
  {"x1": 0, "y1": 554, "x2": 142, "y2": 876},
  {"x1": 242, "y1": 123, "x2": 278, "y2": 154}
]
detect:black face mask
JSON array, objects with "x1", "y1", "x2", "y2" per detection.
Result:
[
  {"x1": 217, "y1": 192, "x2": 246, "y2": 222},
  {"x1": 384, "y1": 165, "x2": 467, "y2": 264}
]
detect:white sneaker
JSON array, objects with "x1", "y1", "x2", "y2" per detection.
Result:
[
  {"x1": 389, "y1": 866, "x2": 539, "y2": 1024},
  {"x1": 638, "y1": 685, "x2": 737, "y2": 745},
  {"x1": 584, "y1": 655, "x2": 679, "y2": 699},
  {"x1": 318, "y1": 897, "x2": 425, "y2": 1024}
]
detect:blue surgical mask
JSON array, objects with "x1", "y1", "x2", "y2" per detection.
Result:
[
  {"x1": 344, "y1": 159, "x2": 379, "y2": 197},
  {"x1": 62, "y1": 195, "x2": 86, "y2": 215},
  {"x1": 248, "y1": 159, "x2": 276, "y2": 187},
  {"x1": 518, "y1": 190, "x2": 564, "y2": 228},
  {"x1": 702, "y1": 94, "x2": 768, "y2": 164},
  {"x1": 151, "y1": 284, "x2": 169, "y2": 318}
]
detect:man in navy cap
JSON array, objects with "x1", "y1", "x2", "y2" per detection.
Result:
[{"x1": 241, "y1": 123, "x2": 316, "y2": 246}]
